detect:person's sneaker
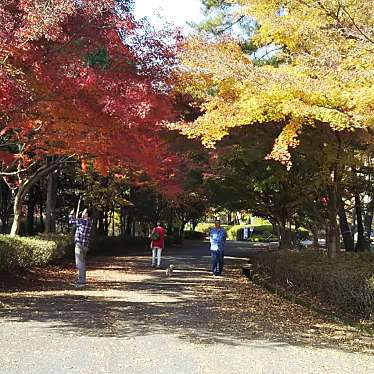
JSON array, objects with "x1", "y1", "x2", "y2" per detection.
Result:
[
  {"x1": 151, "y1": 264, "x2": 156, "y2": 268},
  {"x1": 74, "y1": 282, "x2": 86, "y2": 288}
]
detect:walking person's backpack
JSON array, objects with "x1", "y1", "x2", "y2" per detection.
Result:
[{"x1": 150, "y1": 231, "x2": 160, "y2": 241}]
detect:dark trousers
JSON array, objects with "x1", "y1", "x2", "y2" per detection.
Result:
[{"x1": 211, "y1": 250, "x2": 224, "y2": 275}]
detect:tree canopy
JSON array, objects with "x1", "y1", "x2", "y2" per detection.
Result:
[{"x1": 176, "y1": 0, "x2": 374, "y2": 168}]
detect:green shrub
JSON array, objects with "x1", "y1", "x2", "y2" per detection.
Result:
[
  {"x1": 194, "y1": 222, "x2": 214, "y2": 235},
  {"x1": 250, "y1": 217, "x2": 272, "y2": 225},
  {"x1": 0, "y1": 234, "x2": 72, "y2": 272},
  {"x1": 194, "y1": 222, "x2": 277, "y2": 241},
  {"x1": 195, "y1": 222, "x2": 231, "y2": 237},
  {"x1": 250, "y1": 250, "x2": 374, "y2": 318},
  {"x1": 227, "y1": 224, "x2": 275, "y2": 241},
  {"x1": 227, "y1": 225, "x2": 244, "y2": 240},
  {"x1": 249, "y1": 231, "x2": 273, "y2": 242}
]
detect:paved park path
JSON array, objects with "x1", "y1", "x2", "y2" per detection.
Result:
[{"x1": 1, "y1": 241, "x2": 373, "y2": 373}]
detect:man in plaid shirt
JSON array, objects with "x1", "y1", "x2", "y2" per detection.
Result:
[{"x1": 69, "y1": 208, "x2": 92, "y2": 287}]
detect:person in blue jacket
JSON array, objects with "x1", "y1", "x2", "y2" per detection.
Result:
[{"x1": 209, "y1": 219, "x2": 227, "y2": 276}]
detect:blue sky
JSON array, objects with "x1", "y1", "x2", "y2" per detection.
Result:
[{"x1": 134, "y1": 0, "x2": 204, "y2": 30}]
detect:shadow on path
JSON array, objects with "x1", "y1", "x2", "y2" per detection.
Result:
[{"x1": 0, "y1": 241, "x2": 373, "y2": 353}]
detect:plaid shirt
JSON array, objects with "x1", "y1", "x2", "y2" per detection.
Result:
[{"x1": 69, "y1": 215, "x2": 92, "y2": 248}]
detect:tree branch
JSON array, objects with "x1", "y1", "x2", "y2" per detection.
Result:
[
  {"x1": 0, "y1": 169, "x2": 28, "y2": 176},
  {"x1": 18, "y1": 156, "x2": 74, "y2": 198},
  {"x1": 340, "y1": 5, "x2": 374, "y2": 44}
]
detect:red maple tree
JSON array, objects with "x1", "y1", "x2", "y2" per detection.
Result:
[{"x1": 0, "y1": 0, "x2": 183, "y2": 235}]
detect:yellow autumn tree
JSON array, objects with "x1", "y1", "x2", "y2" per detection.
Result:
[
  {"x1": 178, "y1": 1, "x2": 373, "y2": 158},
  {"x1": 175, "y1": 0, "x2": 374, "y2": 257}
]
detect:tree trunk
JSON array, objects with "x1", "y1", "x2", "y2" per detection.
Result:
[
  {"x1": 227, "y1": 212, "x2": 232, "y2": 225},
  {"x1": 192, "y1": 219, "x2": 198, "y2": 231},
  {"x1": 26, "y1": 202, "x2": 35, "y2": 235},
  {"x1": 125, "y1": 212, "x2": 133, "y2": 237},
  {"x1": 44, "y1": 171, "x2": 58, "y2": 234},
  {"x1": 179, "y1": 220, "x2": 189, "y2": 240},
  {"x1": 120, "y1": 206, "x2": 126, "y2": 238},
  {"x1": 327, "y1": 185, "x2": 339, "y2": 258},
  {"x1": 364, "y1": 197, "x2": 374, "y2": 244},
  {"x1": 131, "y1": 220, "x2": 136, "y2": 237},
  {"x1": 326, "y1": 132, "x2": 342, "y2": 259},
  {"x1": 327, "y1": 187, "x2": 339, "y2": 258},
  {"x1": 9, "y1": 162, "x2": 61, "y2": 236},
  {"x1": 39, "y1": 191, "x2": 44, "y2": 230},
  {"x1": 178, "y1": 225, "x2": 184, "y2": 241},
  {"x1": 104, "y1": 210, "x2": 109, "y2": 236},
  {"x1": 91, "y1": 207, "x2": 99, "y2": 237},
  {"x1": 312, "y1": 226, "x2": 319, "y2": 249},
  {"x1": 111, "y1": 209, "x2": 115, "y2": 236},
  {"x1": 98, "y1": 210, "x2": 104, "y2": 235},
  {"x1": 278, "y1": 221, "x2": 292, "y2": 249},
  {"x1": 236, "y1": 211, "x2": 242, "y2": 225},
  {"x1": 0, "y1": 179, "x2": 12, "y2": 233},
  {"x1": 355, "y1": 194, "x2": 369, "y2": 251},
  {"x1": 166, "y1": 210, "x2": 174, "y2": 235},
  {"x1": 26, "y1": 186, "x2": 36, "y2": 235},
  {"x1": 338, "y1": 195, "x2": 354, "y2": 251},
  {"x1": 10, "y1": 191, "x2": 23, "y2": 236}
]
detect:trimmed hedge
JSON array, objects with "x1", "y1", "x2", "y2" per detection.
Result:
[
  {"x1": 250, "y1": 250, "x2": 374, "y2": 319},
  {"x1": 0, "y1": 234, "x2": 73, "y2": 272},
  {"x1": 194, "y1": 222, "x2": 214, "y2": 235},
  {"x1": 193, "y1": 222, "x2": 232, "y2": 237},
  {"x1": 193, "y1": 222, "x2": 278, "y2": 241},
  {"x1": 227, "y1": 224, "x2": 276, "y2": 241}
]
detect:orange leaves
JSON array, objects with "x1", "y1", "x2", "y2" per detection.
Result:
[
  {"x1": 0, "y1": 0, "x2": 185, "y2": 195},
  {"x1": 93, "y1": 158, "x2": 111, "y2": 176},
  {"x1": 265, "y1": 120, "x2": 302, "y2": 170},
  {"x1": 80, "y1": 159, "x2": 89, "y2": 173}
]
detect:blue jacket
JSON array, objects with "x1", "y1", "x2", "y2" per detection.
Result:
[{"x1": 210, "y1": 227, "x2": 227, "y2": 251}]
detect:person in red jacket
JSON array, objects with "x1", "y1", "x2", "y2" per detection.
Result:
[{"x1": 150, "y1": 222, "x2": 166, "y2": 268}]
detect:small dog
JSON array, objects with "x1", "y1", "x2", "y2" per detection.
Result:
[{"x1": 165, "y1": 264, "x2": 174, "y2": 277}]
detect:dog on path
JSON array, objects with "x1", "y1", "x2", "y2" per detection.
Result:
[{"x1": 165, "y1": 264, "x2": 174, "y2": 277}]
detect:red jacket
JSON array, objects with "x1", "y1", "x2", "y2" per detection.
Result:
[{"x1": 150, "y1": 226, "x2": 166, "y2": 249}]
